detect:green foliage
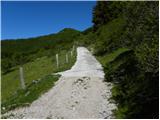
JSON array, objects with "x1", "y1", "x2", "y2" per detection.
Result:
[
  {"x1": 2, "y1": 28, "x2": 81, "y2": 73},
  {"x1": 92, "y1": 1, "x2": 125, "y2": 30},
  {"x1": 77, "y1": 32, "x2": 96, "y2": 47},
  {"x1": 1, "y1": 58, "x2": 12, "y2": 74},
  {"x1": 91, "y1": 1, "x2": 159, "y2": 119},
  {"x1": 122, "y1": 1, "x2": 158, "y2": 47},
  {"x1": 104, "y1": 50, "x2": 158, "y2": 118},
  {"x1": 93, "y1": 17, "x2": 126, "y2": 55},
  {"x1": 92, "y1": 1, "x2": 109, "y2": 30},
  {"x1": 97, "y1": 47, "x2": 130, "y2": 66},
  {"x1": 81, "y1": 27, "x2": 93, "y2": 35},
  {"x1": 135, "y1": 40, "x2": 158, "y2": 74},
  {"x1": 2, "y1": 75, "x2": 60, "y2": 114}
]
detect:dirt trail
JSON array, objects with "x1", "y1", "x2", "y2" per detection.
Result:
[{"x1": 4, "y1": 47, "x2": 116, "y2": 119}]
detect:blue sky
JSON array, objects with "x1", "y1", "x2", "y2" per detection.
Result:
[{"x1": 1, "y1": 1, "x2": 96, "y2": 40}]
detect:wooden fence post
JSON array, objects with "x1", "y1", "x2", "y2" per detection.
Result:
[
  {"x1": 66, "y1": 53, "x2": 69, "y2": 63},
  {"x1": 71, "y1": 51, "x2": 73, "y2": 57},
  {"x1": 91, "y1": 48, "x2": 94, "y2": 54},
  {"x1": 72, "y1": 45, "x2": 75, "y2": 52},
  {"x1": 19, "y1": 66, "x2": 26, "y2": 89},
  {"x1": 56, "y1": 54, "x2": 59, "y2": 68}
]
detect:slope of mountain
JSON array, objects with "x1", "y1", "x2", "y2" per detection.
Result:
[{"x1": 2, "y1": 28, "x2": 81, "y2": 74}]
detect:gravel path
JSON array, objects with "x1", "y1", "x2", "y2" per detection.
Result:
[{"x1": 4, "y1": 47, "x2": 116, "y2": 119}]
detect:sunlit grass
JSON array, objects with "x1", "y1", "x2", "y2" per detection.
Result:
[
  {"x1": 97, "y1": 48, "x2": 130, "y2": 66},
  {"x1": 2, "y1": 50, "x2": 77, "y2": 103}
]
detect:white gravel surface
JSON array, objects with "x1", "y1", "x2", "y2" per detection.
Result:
[{"x1": 3, "y1": 47, "x2": 116, "y2": 119}]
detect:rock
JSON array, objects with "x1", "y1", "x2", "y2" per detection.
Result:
[
  {"x1": 84, "y1": 87, "x2": 87, "y2": 89},
  {"x1": 75, "y1": 101, "x2": 79, "y2": 104}
]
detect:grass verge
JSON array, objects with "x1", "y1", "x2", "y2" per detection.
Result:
[
  {"x1": 97, "y1": 47, "x2": 130, "y2": 66},
  {"x1": 96, "y1": 47, "x2": 132, "y2": 118},
  {"x1": 2, "y1": 75, "x2": 60, "y2": 114}
]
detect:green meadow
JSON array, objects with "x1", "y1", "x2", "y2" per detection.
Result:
[{"x1": 2, "y1": 50, "x2": 76, "y2": 113}]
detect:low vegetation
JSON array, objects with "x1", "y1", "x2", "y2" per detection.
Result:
[
  {"x1": 2, "y1": 50, "x2": 76, "y2": 102},
  {"x1": 2, "y1": 28, "x2": 80, "y2": 74},
  {"x1": 78, "y1": 1, "x2": 158, "y2": 118},
  {"x1": 1, "y1": 29, "x2": 77, "y2": 114},
  {"x1": 2, "y1": 49, "x2": 76, "y2": 113},
  {"x1": 97, "y1": 48, "x2": 130, "y2": 66},
  {"x1": 2, "y1": 75, "x2": 60, "y2": 114}
]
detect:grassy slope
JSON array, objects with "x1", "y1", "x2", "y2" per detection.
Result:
[
  {"x1": 92, "y1": 17, "x2": 126, "y2": 55},
  {"x1": 97, "y1": 48, "x2": 130, "y2": 66},
  {"x1": 1, "y1": 28, "x2": 81, "y2": 75},
  {"x1": 2, "y1": 47, "x2": 77, "y2": 114},
  {"x1": 2, "y1": 75, "x2": 60, "y2": 114},
  {"x1": 2, "y1": 57, "x2": 54, "y2": 101},
  {"x1": 2, "y1": 28, "x2": 79, "y2": 103}
]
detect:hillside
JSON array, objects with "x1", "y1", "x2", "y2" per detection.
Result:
[
  {"x1": 1, "y1": 28, "x2": 79, "y2": 113},
  {"x1": 2, "y1": 28, "x2": 81, "y2": 74}
]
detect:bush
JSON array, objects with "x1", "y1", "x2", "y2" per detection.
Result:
[{"x1": 104, "y1": 49, "x2": 158, "y2": 118}]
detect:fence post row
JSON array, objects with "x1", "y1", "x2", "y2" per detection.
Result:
[
  {"x1": 19, "y1": 49, "x2": 77, "y2": 89},
  {"x1": 56, "y1": 46, "x2": 76, "y2": 68},
  {"x1": 19, "y1": 66, "x2": 26, "y2": 89}
]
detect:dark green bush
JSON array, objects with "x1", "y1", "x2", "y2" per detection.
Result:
[{"x1": 92, "y1": 1, "x2": 158, "y2": 118}]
